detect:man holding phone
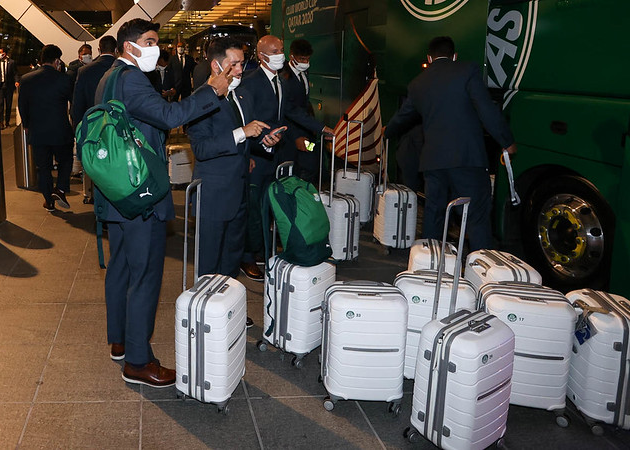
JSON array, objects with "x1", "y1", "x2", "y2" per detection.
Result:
[{"x1": 238, "y1": 34, "x2": 333, "y2": 280}]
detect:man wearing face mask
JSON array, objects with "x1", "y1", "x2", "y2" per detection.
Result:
[
  {"x1": 385, "y1": 36, "x2": 517, "y2": 251},
  {"x1": 170, "y1": 41, "x2": 196, "y2": 100},
  {"x1": 239, "y1": 35, "x2": 333, "y2": 280},
  {"x1": 18, "y1": 44, "x2": 73, "y2": 212},
  {"x1": 94, "y1": 18, "x2": 230, "y2": 388},
  {"x1": 187, "y1": 37, "x2": 280, "y2": 299},
  {"x1": 66, "y1": 44, "x2": 92, "y2": 93},
  {"x1": 281, "y1": 39, "x2": 319, "y2": 184},
  {"x1": 0, "y1": 47, "x2": 19, "y2": 128},
  {"x1": 147, "y1": 49, "x2": 176, "y2": 100}
]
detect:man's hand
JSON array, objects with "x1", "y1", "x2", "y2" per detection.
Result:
[
  {"x1": 295, "y1": 136, "x2": 308, "y2": 152},
  {"x1": 249, "y1": 158, "x2": 256, "y2": 173},
  {"x1": 208, "y1": 65, "x2": 232, "y2": 97},
  {"x1": 261, "y1": 127, "x2": 283, "y2": 147},
  {"x1": 321, "y1": 125, "x2": 334, "y2": 140},
  {"x1": 243, "y1": 120, "x2": 270, "y2": 138}
]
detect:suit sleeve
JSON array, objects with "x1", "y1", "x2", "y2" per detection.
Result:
[
  {"x1": 187, "y1": 107, "x2": 239, "y2": 161},
  {"x1": 466, "y1": 64, "x2": 514, "y2": 149},
  {"x1": 121, "y1": 70, "x2": 220, "y2": 130},
  {"x1": 71, "y1": 72, "x2": 87, "y2": 130},
  {"x1": 384, "y1": 96, "x2": 421, "y2": 139},
  {"x1": 283, "y1": 99, "x2": 323, "y2": 135}
]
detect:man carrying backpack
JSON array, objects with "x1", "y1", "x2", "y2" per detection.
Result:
[{"x1": 94, "y1": 18, "x2": 230, "y2": 388}]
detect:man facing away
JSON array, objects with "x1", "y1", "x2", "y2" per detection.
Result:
[
  {"x1": 385, "y1": 36, "x2": 517, "y2": 251},
  {"x1": 71, "y1": 35, "x2": 117, "y2": 130},
  {"x1": 93, "y1": 18, "x2": 230, "y2": 388},
  {"x1": 18, "y1": 44, "x2": 73, "y2": 212},
  {"x1": 0, "y1": 47, "x2": 19, "y2": 128}
]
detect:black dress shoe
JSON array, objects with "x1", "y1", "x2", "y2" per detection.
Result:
[
  {"x1": 43, "y1": 201, "x2": 55, "y2": 212},
  {"x1": 122, "y1": 361, "x2": 175, "y2": 388},
  {"x1": 246, "y1": 317, "x2": 254, "y2": 328},
  {"x1": 240, "y1": 261, "x2": 264, "y2": 281},
  {"x1": 110, "y1": 343, "x2": 125, "y2": 361},
  {"x1": 52, "y1": 188, "x2": 70, "y2": 209}
]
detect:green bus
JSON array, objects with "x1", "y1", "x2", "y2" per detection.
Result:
[{"x1": 270, "y1": 0, "x2": 630, "y2": 296}]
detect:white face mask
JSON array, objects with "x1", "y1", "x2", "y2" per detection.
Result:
[
  {"x1": 81, "y1": 54, "x2": 92, "y2": 64},
  {"x1": 292, "y1": 59, "x2": 309, "y2": 72},
  {"x1": 128, "y1": 42, "x2": 160, "y2": 72},
  {"x1": 156, "y1": 65, "x2": 166, "y2": 72},
  {"x1": 215, "y1": 60, "x2": 241, "y2": 91},
  {"x1": 262, "y1": 52, "x2": 285, "y2": 71},
  {"x1": 177, "y1": 47, "x2": 185, "y2": 55}
]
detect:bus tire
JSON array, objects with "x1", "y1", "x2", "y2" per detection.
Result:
[{"x1": 521, "y1": 174, "x2": 614, "y2": 291}]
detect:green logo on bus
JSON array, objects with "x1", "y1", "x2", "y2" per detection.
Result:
[{"x1": 400, "y1": 0, "x2": 470, "y2": 22}]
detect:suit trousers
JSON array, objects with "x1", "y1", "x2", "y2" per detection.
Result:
[
  {"x1": 105, "y1": 216, "x2": 167, "y2": 365},
  {"x1": 0, "y1": 83, "x2": 13, "y2": 125},
  {"x1": 32, "y1": 143, "x2": 73, "y2": 203},
  {"x1": 198, "y1": 197, "x2": 247, "y2": 278},
  {"x1": 422, "y1": 167, "x2": 493, "y2": 252}
]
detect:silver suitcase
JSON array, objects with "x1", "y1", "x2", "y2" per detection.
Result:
[{"x1": 174, "y1": 180, "x2": 247, "y2": 414}]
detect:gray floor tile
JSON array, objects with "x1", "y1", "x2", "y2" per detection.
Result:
[
  {"x1": 251, "y1": 396, "x2": 383, "y2": 449},
  {"x1": 152, "y1": 302, "x2": 176, "y2": 344},
  {"x1": 0, "y1": 344, "x2": 51, "y2": 403},
  {"x1": 356, "y1": 398, "x2": 417, "y2": 449},
  {"x1": 19, "y1": 401, "x2": 140, "y2": 448},
  {"x1": 36, "y1": 343, "x2": 142, "y2": 402},
  {"x1": 141, "y1": 397, "x2": 260, "y2": 449},
  {"x1": 0, "y1": 403, "x2": 30, "y2": 449},
  {"x1": 0, "y1": 303, "x2": 64, "y2": 344}
]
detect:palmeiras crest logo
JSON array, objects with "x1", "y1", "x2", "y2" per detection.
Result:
[{"x1": 399, "y1": 0, "x2": 469, "y2": 22}]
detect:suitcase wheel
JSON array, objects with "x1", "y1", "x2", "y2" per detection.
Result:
[
  {"x1": 291, "y1": 356, "x2": 304, "y2": 369},
  {"x1": 403, "y1": 427, "x2": 420, "y2": 444},
  {"x1": 495, "y1": 438, "x2": 506, "y2": 449},
  {"x1": 217, "y1": 402, "x2": 230, "y2": 416},
  {"x1": 387, "y1": 401, "x2": 401, "y2": 418},
  {"x1": 323, "y1": 397, "x2": 335, "y2": 411},
  {"x1": 176, "y1": 391, "x2": 187, "y2": 401},
  {"x1": 555, "y1": 413, "x2": 569, "y2": 428},
  {"x1": 257, "y1": 340, "x2": 268, "y2": 352}
]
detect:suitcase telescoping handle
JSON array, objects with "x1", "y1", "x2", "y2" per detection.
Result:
[
  {"x1": 318, "y1": 135, "x2": 337, "y2": 207},
  {"x1": 431, "y1": 197, "x2": 471, "y2": 320},
  {"x1": 342, "y1": 119, "x2": 364, "y2": 181},
  {"x1": 183, "y1": 178, "x2": 202, "y2": 291},
  {"x1": 376, "y1": 138, "x2": 389, "y2": 194}
]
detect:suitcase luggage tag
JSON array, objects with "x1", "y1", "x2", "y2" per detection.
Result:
[{"x1": 572, "y1": 299, "x2": 608, "y2": 344}]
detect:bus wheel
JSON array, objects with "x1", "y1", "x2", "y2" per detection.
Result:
[{"x1": 521, "y1": 174, "x2": 613, "y2": 291}]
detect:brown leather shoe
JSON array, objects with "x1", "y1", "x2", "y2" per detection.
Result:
[
  {"x1": 122, "y1": 361, "x2": 176, "y2": 388},
  {"x1": 240, "y1": 261, "x2": 264, "y2": 281},
  {"x1": 110, "y1": 343, "x2": 125, "y2": 361}
]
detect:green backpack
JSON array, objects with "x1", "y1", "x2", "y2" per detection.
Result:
[
  {"x1": 263, "y1": 175, "x2": 332, "y2": 266},
  {"x1": 75, "y1": 65, "x2": 170, "y2": 221}
]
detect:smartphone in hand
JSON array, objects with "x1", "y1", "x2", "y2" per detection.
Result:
[{"x1": 259, "y1": 126, "x2": 287, "y2": 145}]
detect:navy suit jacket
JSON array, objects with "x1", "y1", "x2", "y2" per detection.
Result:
[
  {"x1": 71, "y1": 54, "x2": 116, "y2": 130},
  {"x1": 281, "y1": 65, "x2": 315, "y2": 142},
  {"x1": 187, "y1": 88, "x2": 253, "y2": 222},
  {"x1": 240, "y1": 67, "x2": 323, "y2": 158},
  {"x1": 170, "y1": 54, "x2": 196, "y2": 98},
  {"x1": 94, "y1": 59, "x2": 221, "y2": 222},
  {"x1": 18, "y1": 65, "x2": 73, "y2": 147},
  {"x1": 385, "y1": 59, "x2": 514, "y2": 171},
  {"x1": 1, "y1": 57, "x2": 19, "y2": 89}
]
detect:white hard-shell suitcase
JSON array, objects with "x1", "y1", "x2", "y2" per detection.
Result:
[
  {"x1": 334, "y1": 119, "x2": 375, "y2": 224},
  {"x1": 319, "y1": 138, "x2": 360, "y2": 261},
  {"x1": 259, "y1": 255, "x2": 336, "y2": 367},
  {"x1": 478, "y1": 282, "x2": 577, "y2": 421},
  {"x1": 465, "y1": 249, "x2": 542, "y2": 292},
  {"x1": 407, "y1": 238, "x2": 457, "y2": 274},
  {"x1": 174, "y1": 180, "x2": 247, "y2": 414},
  {"x1": 321, "y1": 281, "x2": 408, "y2": 413},
  {"x1": 373, "y1": 140, "x2": 417, "y2": 249},
  {"x1": 566, "y1": 289, "x2": 630, "y2": 432},
  {"x1": 168, "y1": 143, "x2": 194, "y2": 185},
  {"x1": 404, "y1": 197, "x2": 516, "y2": 450}
]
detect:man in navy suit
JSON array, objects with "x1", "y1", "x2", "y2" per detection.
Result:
[
  {"x1": 385, "y1": 36, "x2": 517, "y2": 251},
  {"x1": 239, "y1": 35, "x2": 333, "y2": 280},
  {"x1": 187, "y1": 37, "x2": 279, "y2": 280},
  {"x1": 281, "y1": 39, "x2": 319, "y2": 184},
  {"x1": 18, "y1": 44, "x2": 73, "y2": 212},
  {"x1": 94, "y1": 18, "x2": 230, "y2": 388},
  {"x1": 170, "y1": 41, "x2": 196, "y2": 100},
  {"x1": 71, "y1": 35, "x2": 117, "y2": 130},
  {"x1": 146, "y1": 49, "x2": 176, "y2": 100},
  {"x1": 0, "y1": 47, "x2": 20, "y2": 128}
]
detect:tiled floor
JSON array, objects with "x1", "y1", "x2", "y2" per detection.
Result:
[{"x1": 1, "y1": 123, "x2": 630, "y2": 449}]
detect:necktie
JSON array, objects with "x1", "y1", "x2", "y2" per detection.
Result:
[
  {"x1": 180, "y1": 55, "x2": 184, "y2": 68},
  {"x1": 299, "y1": 72, "x2": 308, "y2": 94},
  {"x1": 272, "y1": 75, "x2": 280, "y2": 120},
  {"x1": 227, "y1": 91, "x2": 244, "y2": 127}
]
